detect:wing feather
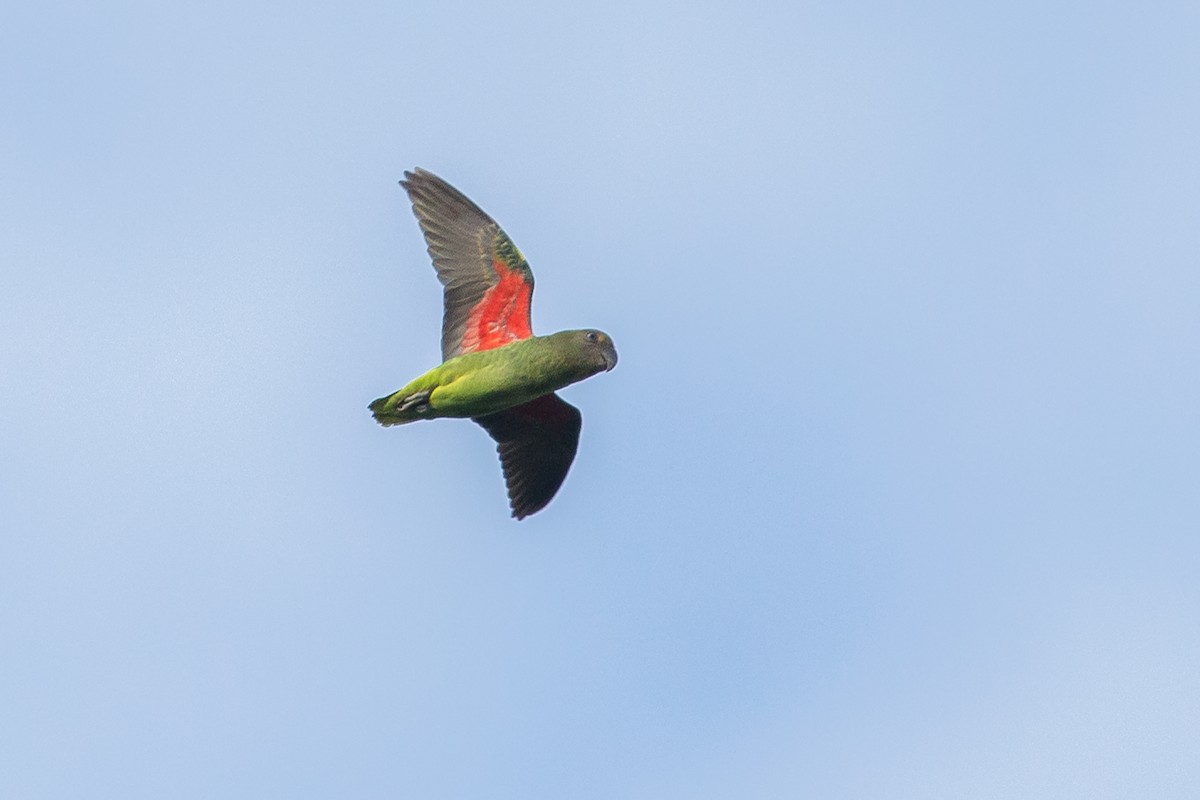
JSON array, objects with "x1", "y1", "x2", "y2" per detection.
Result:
[
  {"x1": 401, "y1": 168, "x2": 535, "y2": 360},
  {"x1": 473, "y1": 394, "x2": 583, "y2": 520}
]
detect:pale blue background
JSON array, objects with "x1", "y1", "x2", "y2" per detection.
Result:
[{"x1": 3, "y1": 2, "x2": 1198, "y2": 797}]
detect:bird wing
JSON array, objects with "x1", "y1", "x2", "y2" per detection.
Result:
[
  {"x1": 473, "y1": 394, "x2": 583, "y2": 520},
  {"x1": 401, "y1": 168, "x2": 535, "y2": 361}
]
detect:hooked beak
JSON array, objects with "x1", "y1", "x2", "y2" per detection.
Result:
[{"x1": 602, "y1": 346, "x2": 618, "y2": 372}]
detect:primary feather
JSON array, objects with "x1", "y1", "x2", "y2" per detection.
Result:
[{"x1": 401, "y1": 168, "x2": 535, "y2": 360}]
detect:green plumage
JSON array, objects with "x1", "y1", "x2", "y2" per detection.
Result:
[{"x1": 370, "y1": 330, "x2": 617, "y2": 426}]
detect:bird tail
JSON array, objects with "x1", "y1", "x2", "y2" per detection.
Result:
[{"x1": 368, "y1": 389, "x2": 432, "y2": 427}]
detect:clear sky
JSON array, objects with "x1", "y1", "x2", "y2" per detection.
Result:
[{"x1": 2, "y1": 1, "x2": 1199, "y2": 797}]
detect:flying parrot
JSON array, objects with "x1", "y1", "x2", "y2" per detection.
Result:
[{"x1": 369, "y1": 168, "x2": 618, "y2": 520}]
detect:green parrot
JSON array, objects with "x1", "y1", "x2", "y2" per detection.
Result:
[{"x1": 370, "y1": 168, "x2": 618, "y2": 519}]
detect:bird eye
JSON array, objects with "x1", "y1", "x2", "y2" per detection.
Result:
[{"x1": 585, "y1": 331, "x2": 598, "y2": 343}]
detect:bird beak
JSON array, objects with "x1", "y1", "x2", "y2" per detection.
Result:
[{"x1": 603, "y1": 347, "x2": 618, "y2": 372}]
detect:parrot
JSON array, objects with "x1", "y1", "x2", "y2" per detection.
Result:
[{"x1": 369, "y1": 168, "x2": 618, "y2": 520}]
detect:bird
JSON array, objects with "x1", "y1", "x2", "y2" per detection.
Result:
[{"x1": 369, "y1": 168, "x2": 618, "y2": 520}]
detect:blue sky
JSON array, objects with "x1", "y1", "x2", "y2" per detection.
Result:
[{"x1": 2, "y1": 1, "x2": 1199, "y2": 797}]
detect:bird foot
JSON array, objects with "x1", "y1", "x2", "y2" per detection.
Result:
[{"x1": 397, "y1": 390, "x2": 432, "y2": 414}]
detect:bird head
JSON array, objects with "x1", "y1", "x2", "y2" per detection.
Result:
[{"x1": 563, "y1": 328, "x2": 617, "y2": 374}]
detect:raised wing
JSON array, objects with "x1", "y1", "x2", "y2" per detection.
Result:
[
  {"x1": 473, "y1": 394, "x2": 583, "y2": 520},
  {"x1": 401, "y1": 168, "x2": 535, "y2": 361}
]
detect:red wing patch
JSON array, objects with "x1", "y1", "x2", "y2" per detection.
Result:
[{"x1": 458, "y1": 257, "x2": 534, "y2": 353}]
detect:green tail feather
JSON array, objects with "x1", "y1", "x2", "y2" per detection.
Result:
[{"x1": 368, "y1": 390, "x2": 431, "y2": 427}]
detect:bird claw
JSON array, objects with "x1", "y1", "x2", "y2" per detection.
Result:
[{"x1": 397, "y1": 390, "x2": 432, "y2": 414}]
